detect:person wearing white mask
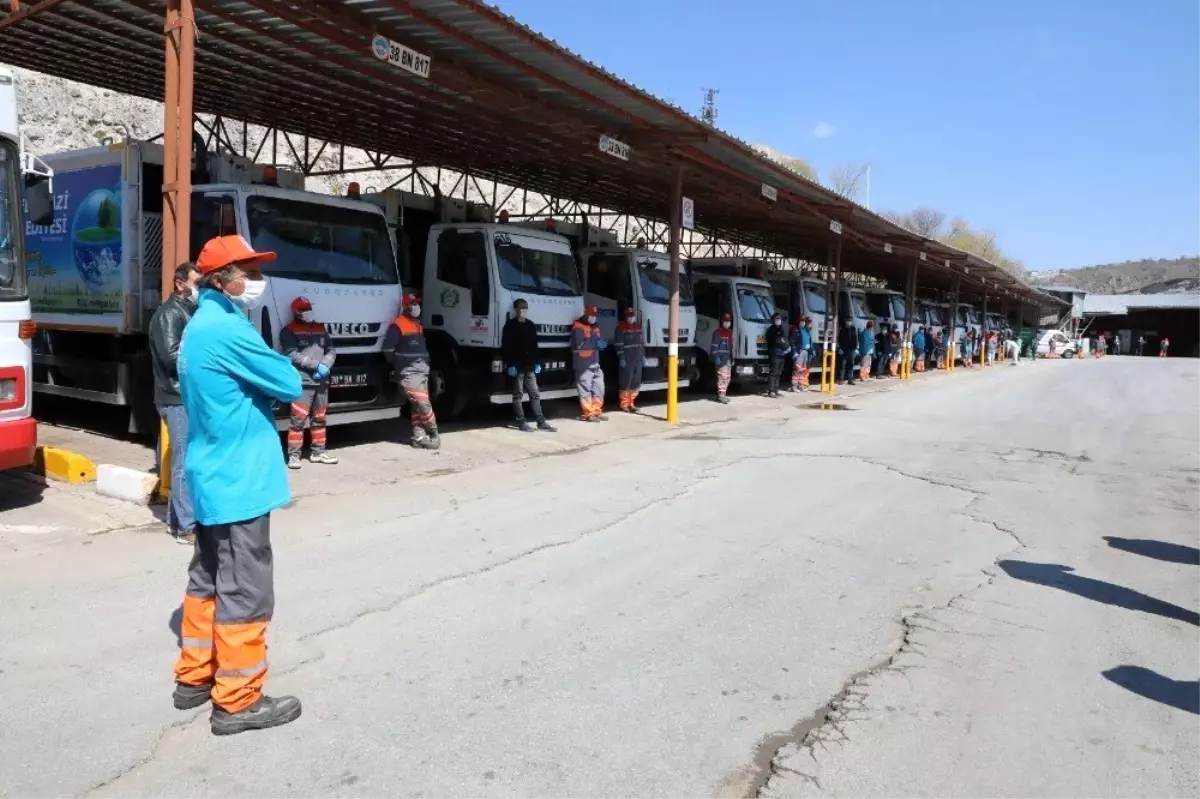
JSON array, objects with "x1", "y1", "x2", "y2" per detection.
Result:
[
  {"x1": 614, "y1": 306, "x2": 645, "y2": 412},
  {"x1": 280, "y1": 296, "x2": 338, "y2": 468},
  {"x1": 383, "y1": 292, "x2": 440, "y2": 449},
  {"x1": 174, "y1": 235, "x2": 304, "y2": 735},
  {"x1": 148, "y1": 261, "x2": 201, "y2": 544}
]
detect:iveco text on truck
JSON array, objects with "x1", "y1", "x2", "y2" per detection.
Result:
[{"x1": 23, "y1": 140, "x2": 402, "y2": 433}]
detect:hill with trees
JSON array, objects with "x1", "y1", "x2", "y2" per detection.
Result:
[{"x1": 1029, "y1": 257, "x2": 1199, "y2": 294}]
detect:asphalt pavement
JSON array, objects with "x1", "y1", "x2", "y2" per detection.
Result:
[{"x1": 1, "y1": 357, "x2": 1196, "y2": 797}]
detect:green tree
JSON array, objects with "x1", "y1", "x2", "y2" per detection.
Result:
[{"x1": 97, "y1": 197, "x2": 118, "y2": 231}]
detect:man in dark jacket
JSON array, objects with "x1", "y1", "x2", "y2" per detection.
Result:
[
  {"x1": 837, "y1": 318, "x2": 859, "y2": 385},
  {"x1": 501, "y1": 298, "x2": 555, "y2": 432},
  {"x1": 764, "y1": 310, "x2": 789, "y2": 397},
  {"x1": 280, "y1": 297, "x2": 337, "y2": 468},
  {"x1": 149, "y1": 262, "x2": 200, "y2": 544}
]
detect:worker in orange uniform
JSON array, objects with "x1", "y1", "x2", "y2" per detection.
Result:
[
  {"x1": 614, "y1": 306, "x2": 644, "y2": 412},
  {"x1": 383, "y1": 293, "x2": 440, "y2": 449},
  {"x1": 571, "y1": 305, "x2": 607, "y2": 421},
  {"x1": 711, "y1": 312, "x2": 734, "y2": 403},
  {"x1": 172, "y1": 234, "x2": 303, "y2": 735},
  {"x1": 280, "y1": 297, "x2": 338, "y2": 468}
]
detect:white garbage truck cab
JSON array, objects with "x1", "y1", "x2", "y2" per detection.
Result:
[
  {"x1": 865, "y1": 287, "x2": 909, "y2": 335},
  {"x1": 371, "y1": 191, "x2": 584, "y2": 417},
  {"x1": 25, "y1": 140, "x2": 401, "y2": 433},
  {"x1": 529, "y1": 221, "x2": 698, "y2": 394},
  {"x1": 688, "y1": 258, "x2": 776, "y2": 386}
]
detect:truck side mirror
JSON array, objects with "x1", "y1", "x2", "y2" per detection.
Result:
[{"x1": 25, "y1": 173, "x2": 53, "y2": 227}]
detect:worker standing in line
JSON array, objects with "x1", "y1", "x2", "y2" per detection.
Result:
[
  {"x1": 961, "y1": 328, "x2": 976, "y2": 368},
  {"x1": 986, "y1": 331, "x2": 999, "y2": 366},
  {"x1": 1137, "y1": 334, "x2": 1146, "y2": 356},
  {"x1": 858, "y1": 320, "x2": 876, "y2": 382},
  {"x1": 888, "y1": 327, "x2": 902, "y2": 376},
  {"x1": 837, "y1": 318, "x2": 859, "y2": 385},
  {"x1": 172, "y1": 235, "x2": 303, "y2": 735},
  {"x1": 789, "y1": 315, "x2": 812, "y2": 391},
  {"x1": 501, "y1": 298, "x2": 555, "y2": 432},
  {"x1": 280, "y1": 297, "x2": 338, "y2": 469},
  {"x1": 383, "y1": 293, "x2": 440, "y2": 449},
  {"x1": 149, "y1": 261, "x2": 200, "y2": 545},
  {"x1": 614, "y1": 306, "x2": 645, "y2": 413},
  {"x1": 912, "y1": 325, "x2": 926, "y2": 373},
  {"x1": 764, "y1": 310, "x2": 789, "y2": 398},
  {"x1": 711, "y1": 312, "x2": 734, "y2": 403},
  {"x1": 571, "y1": 305, "x2": 607, "y2": 421},
  {"x1": 1160, "y1": 337, "x2": 1170, "y2": 358}
]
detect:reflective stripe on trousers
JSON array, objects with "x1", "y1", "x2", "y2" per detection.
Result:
[
  {"x1": 859, "y1": 354, "x2": 873, "y2": 382},
  {"x1": 174, "y1": 513, "x2": 274, "y2": 713},
  {"x1": 400, "y1": 364, "x2": 438, "y2": 440},
  {"x1": 576, "y1": 364, "x2": 604, "y2": 417},
  {"x1": 288, "y1": 385, "x2": 329, "y2": 456},
  {"x1": 618, "y1": 362, "x2": 642, "y2": 409},
  {"x1": 716, "y1": 364, "x2": 732, "y2": 397},
  {"x1": 791, "y1": 350, "x2": 810, "y2": 388}
]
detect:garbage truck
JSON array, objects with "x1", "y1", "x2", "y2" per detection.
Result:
[
  {"x1": 367, "y1": 189, "x2": 584, "y2": 417},
  {"x1": 0, "y1": 67, "x2": 53, "y2": 471},
  {"x1": 688, "y1": 258, "x2": 776, "y2": 388},
  {"x1": 23, "y1": 140, "x2": 402, "y2": 434},
  {"x1": 517, "y1": 220, "x2": 698, "y2": 396}
]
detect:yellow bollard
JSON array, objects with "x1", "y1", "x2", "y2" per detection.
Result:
[{"x1": 666, "y1": 346, "x2": 679, "y2": 425}]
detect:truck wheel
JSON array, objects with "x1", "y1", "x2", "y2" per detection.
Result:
[
  {"x1": 691, "y1": 352, "x2": 715, "y2": 393},
  {"x1": 429, "y1": 363, "x2": 468, "y2": 420}
]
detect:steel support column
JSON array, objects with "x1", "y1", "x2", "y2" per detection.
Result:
[
  {"x1": 161, "y1": 0, "x2": 197, "y2": 296},
  {"x1": 948, "y1": 274, "x2": 961, "y2": 370},
  {"x1": 903, "y1": 258, "x2": 917, "y2": 379},
  {"x1": 823, "y1": 228, "x2": 843, "y2": 393},
  {"x1": 980, "y1": 290, "x2": 989, "y2": 366},
  {"x1": 666, "y1": 162, "x2": 682, "y2": 424},
  {"x1": 157, "y1": 0, "x2": 197, "y2": 500}
]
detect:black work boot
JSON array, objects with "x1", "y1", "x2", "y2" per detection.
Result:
[
  {"x1": 211, "y1": 694, "x2": 302, "y2": 736},
  {"x1": 173, "y1": 681, "x2": 213, "y2": 710}
]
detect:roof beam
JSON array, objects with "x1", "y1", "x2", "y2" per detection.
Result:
[{"x1": 0, "y1": 0, "x2": 69, "y2": 31}]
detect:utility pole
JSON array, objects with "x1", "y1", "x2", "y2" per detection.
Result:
[{"x1": 701, "y1": 88, "x2": 719, "y2": 127}]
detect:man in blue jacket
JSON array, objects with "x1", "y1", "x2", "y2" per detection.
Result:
[{"x1": 172, "y1": 234, "x2": 304, "y2": 736}]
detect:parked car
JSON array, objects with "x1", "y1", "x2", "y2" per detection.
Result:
[{"x1": 1036, "y1": 329, "x2": 1077, "y2": 358}]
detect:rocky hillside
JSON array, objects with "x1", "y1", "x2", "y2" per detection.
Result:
[{"x1": 1030, "y1": 257, "x2": 1200, "y2": 295}]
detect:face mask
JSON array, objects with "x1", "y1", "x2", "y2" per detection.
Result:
[
  {"x1": 626, "y1": 316, "x2": 636, "y2": 325},
  {"x1": 586, "y1": 315, "x2": 597, "y2": 325},
  {"x1": 516, "y1": 310, "x2": 526, "y2": 319},
  {"x1": 773, "y1": 319, "x2": 782, "y2": 327},
  {"x1": 297, "y1": 311, "x2": 313, "y2": 323},
  {"x1": 230, "y1": 278, "x2": 265, "y2": 312},
  {"x1": 188, "y1": 286, "x2": 199, "y2": 303},
  {"x1": 722, "y1": 321, "x2": 732, "y2": 329},
  {"x1": 409, "y1": 305, "x2": 422, "y2": 317}
]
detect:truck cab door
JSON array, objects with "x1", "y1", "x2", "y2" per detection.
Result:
[{"x1": 427, "y1": 227, "x2": 493, "y2": 347}]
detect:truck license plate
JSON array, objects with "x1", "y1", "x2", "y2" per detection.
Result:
[{"x1": 331, "y1": 372, "x2": 369, "y2": 387}]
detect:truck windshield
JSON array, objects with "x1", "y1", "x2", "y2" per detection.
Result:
[
  {"x1": 866, "y1": 293, "x2": 891, "y2": 319},
  {"x1": 890, "y1": 296, "x2": 907, "y2": 321},
  {"x1": 956, "y1": 307, "x2": 968, "y2": 326},
  {"x1": 803, "y1": 283, "x2": 827, "y2": 315},
  {"x1": 495, "y1": 235, "x2": 581, "y2": 297},
  {"x1": 848, "y1": 293, "x2": 870, "y2": 319},
  {"x1": 0, "y1": 142, "x2": 23, "y2": 300},
  {"x1": 246, "y1": 196, "x2": 398, "y2": 285},
  {"x1": 737, "y1": 284, "x2": 774, "y2": 323},
  {"x1": 967, "y1": 309, "x2": 980, "y2": 325},
  {"x1": 636, "y1": 256, "x2": 694, "y2": 305}
]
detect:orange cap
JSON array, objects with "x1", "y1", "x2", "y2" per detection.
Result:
[
  {"x1": 196, "y1": 235, "x2": 276, "y2": 275},
  {"x1": 402, "y1": 292, "x2": 421, "y2": 308},
  {"x1": 291, "y1": 296, "x2": 312, "y2": 314},
  {"x1": 584, "y1": 305, "x2": 599, "y2": 317},
  {"x1": 720, "y1": 312, "x2": 732, "y2": 322},
  {"x1": 623, "y1": 307, "x2": 636, "y2": 318}
]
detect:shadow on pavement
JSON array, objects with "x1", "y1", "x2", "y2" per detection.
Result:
[
  {"x1": 0, "y1": 472, "x2": 48, "y2": 512},
  {"x1": 997, "y1": 560, "x2": 1200, "y2": 627},
  {"x1": 1103, "y1": 536, "x2": 1200, "y2": 566},
  {"x1": 1102, "y1": 665, "x2": 1199, "y2": 715},
  {"x1": 168, "y1": 604, "x2": 182, "y2": 647}
]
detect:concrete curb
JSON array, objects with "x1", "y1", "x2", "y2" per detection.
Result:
[
  {"x1": 32, "y1": 446, "x2": 97, "y2": 484},
  {"x1": 95, "y1": 464, "x2": 159, "y2": 505}
]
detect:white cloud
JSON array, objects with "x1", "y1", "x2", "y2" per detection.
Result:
[{"x1": 812, "y1": 121, "x2": 837, "y2": 139}]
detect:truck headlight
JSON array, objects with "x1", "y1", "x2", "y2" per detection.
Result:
[
  {"x1": 0, "y1": 378, "x2": 15, "y2": 403},
  {"x1": 737, "y1": 365, "x2": 754, "y2": 375},
  {"x1": 644, "y1": 356, "x2": 660, "y2": 367}
]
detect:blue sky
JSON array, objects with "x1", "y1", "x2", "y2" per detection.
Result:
[{"x1": 494, "y1": 0, "x2": 1199, "y2": 270}]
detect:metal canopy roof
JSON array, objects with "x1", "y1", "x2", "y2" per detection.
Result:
[{"x1": 0, "y1": 0, "x2": 1058, "y2": 307}]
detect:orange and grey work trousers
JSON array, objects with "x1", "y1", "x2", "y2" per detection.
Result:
[
  {"x1": 576, "y1": 363, "x2": 605, "y2": 418},
  {"x1": 174, "y1": 514, "x2": 274, "y2": 713},
  {"x1": 287, "y1": 385, "x2": 329, "y2": 458},
  {"x1": 715, "y1": 363, "x2": 732, "y2": 398},
  {"x1": 400, "y1": 363, "x2": 438, "y2": 443}
]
